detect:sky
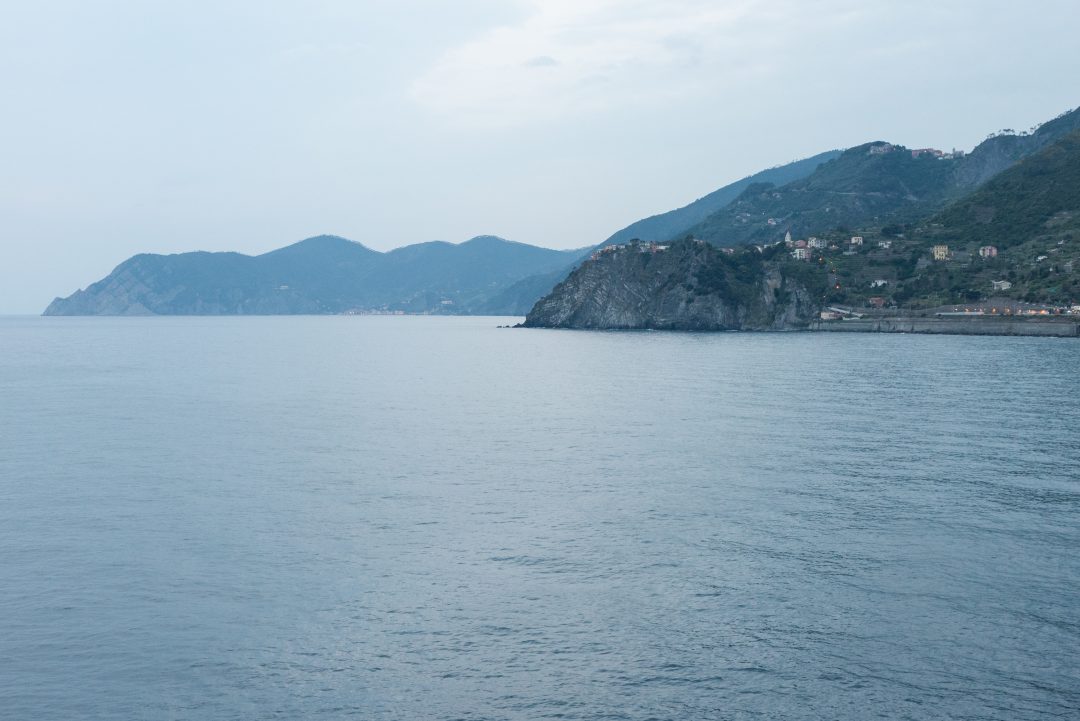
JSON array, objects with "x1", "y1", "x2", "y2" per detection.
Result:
[{"x1": 2, "y1": 0, "x2": 1079, "y2": 313}]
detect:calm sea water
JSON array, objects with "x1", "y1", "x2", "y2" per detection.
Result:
[{"x1": 1, "y1": 316, "x2": 1078, "y2": 720}]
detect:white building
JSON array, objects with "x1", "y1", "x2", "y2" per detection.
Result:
[
  {"x1": 850, "y1": 236, "x2": 864, "y2": 246},
  {"x1": 992, "y1": 280, "x2": 1013, "y2": 291},
  {"x1": 792, "y1": 248, "x2": 811, "y2": 261},
  {"x1": 808, "y1": 237, "x2": 826, "y2": 249}
]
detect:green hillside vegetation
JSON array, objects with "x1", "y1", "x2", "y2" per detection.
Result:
[
  {"x1": 768, "y1": 129, "x2": 1080, "y2": 310},
  {"x1": 683, "y1": 144, "x2": 966, "y2": 248},
  {"x1": 602, "y1": 150, "x2": 841, "y2": 246},
  {"x1": 933, "y1": 131, "x2": 1080, "y2": 251},
  {"x1": 681, "y1": 107, "x2": 1080, "y2": 249}
]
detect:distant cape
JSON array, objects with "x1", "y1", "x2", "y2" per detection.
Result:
[{"x1": 44, "y1": 235, "x2": 589, "y2": 316}]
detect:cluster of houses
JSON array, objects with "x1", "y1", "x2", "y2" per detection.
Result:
[
  {"x1": 786, "y1": 233, "x2": 884, "y2": 261},
  {"x1": 787, "y1": 235, "x2": 1001, "y2": 269},
  {"x1": 867, "y1": 143, "x2": 966, "y2": 160},
  {"x1": 783, "y1": 231, "x2": 1029, "y2": 308},
  {"x1": 590, "y1": 240, "x2": 670, "y2": 261}
]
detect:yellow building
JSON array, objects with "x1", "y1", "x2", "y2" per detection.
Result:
[{"x1": 932, "y1": 245, "x2": 950, "y2": 261}]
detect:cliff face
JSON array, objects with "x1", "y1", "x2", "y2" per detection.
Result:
[{"x1": 522, "y1": 240, "x2": 818, "y2": 331}]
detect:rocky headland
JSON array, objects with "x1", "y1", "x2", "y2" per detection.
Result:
[{"x1": 522, "y1": 240, "x2": 817, "y2": 331}]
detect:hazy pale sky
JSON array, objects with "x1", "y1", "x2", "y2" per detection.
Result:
[{"x1": 2, "y1": 0, "x2": 1078, "y2": 313}]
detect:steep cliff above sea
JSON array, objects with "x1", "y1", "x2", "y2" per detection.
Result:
[{"x1": 522, "y1": 240, "x2": 820, "y2": 331}]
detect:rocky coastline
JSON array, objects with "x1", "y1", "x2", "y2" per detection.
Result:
[{"x1": 521, "y1": 239, "x2": 817, "y2": 331}]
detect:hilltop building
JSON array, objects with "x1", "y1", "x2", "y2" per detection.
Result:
[
  {"x1": 979, "y1": 246, "x2": 998, "y2": 258},
  {"x1": 932, "y1": 245, "x2": 950, "y2": 261},
  {"x1": 850, "y1": 236, "x2": 864, "y2": 246}
]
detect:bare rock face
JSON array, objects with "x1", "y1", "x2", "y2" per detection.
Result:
[{"x1": 522, "y1": 240, "x2": 817, "y2": 331}]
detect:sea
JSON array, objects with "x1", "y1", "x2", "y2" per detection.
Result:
[{"x1": 1, "y1": 315, "x2": 1077, "y2": 720}]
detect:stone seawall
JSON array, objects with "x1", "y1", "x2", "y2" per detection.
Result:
[{"x1": 810, "y1": 317, "x2": 1079, "y2": 337}]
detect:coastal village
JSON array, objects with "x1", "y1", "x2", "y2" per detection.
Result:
[
  {"x1": 772, "y1": 221, "x2": 1080, "y2": 319},
  {"x1": 584, "y1": 229, "x2": 1080, "y2": 322}
]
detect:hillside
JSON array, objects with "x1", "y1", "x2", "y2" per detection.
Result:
[
  {"x1": 682, "y1": 107, "x2": 1080, "y2": 248},
  {"x1": 905, "y1": 128, "x2": 1080, "y2": 306},
  {"x1": 932, "y1": 130, "x2": 1080, "y2": 251},
  {"x1": 758, "y1": 129, "x2": 1080, "y2": 311},
  {"x1": 601, "y1": 150, "x2": 841, "y2": 246},
  {"x1": 44, "y1": 235, "x2": 585, "y2": 316},
  {"x1": 490, "y1": 151, "x2": 842, "y2": 304}
]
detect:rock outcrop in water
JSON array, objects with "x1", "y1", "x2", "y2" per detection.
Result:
[{"x1": 522, "y1": 240, "x2": 819, "y2": 331}]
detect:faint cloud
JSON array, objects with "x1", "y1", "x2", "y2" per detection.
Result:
[
  {"x1": 522, "y1": 55, "x2": 559, "y2": 68},
  {"x1": 409, "y1": 0, "x2": 873, "y2": 129}
]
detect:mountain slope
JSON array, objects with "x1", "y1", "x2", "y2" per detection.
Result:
[
  {"x1": 44, "y1": 235, "x2": 581, "y2": 316},
  {"x1": 698, "y1": 128, "x2": 1080, "y2": 313},
  {"x1": 601, "y1": 150, "x2": 841, "y2": 247},
  {"x1": 790, "y1": 127, "x2": 1080, "y2": 310},
  {"x1": 932, "y1": 130, "x2": 1080, "y2": 250},
  {"x1": 683, "y1": 107, "x2": 1080, "y2": 248},
  {"x1": 896, "y1": 128, "x2": 1080, "y2": 305},
  {"x1": 491, "y1": 151, "x2": 842, "y2": 306}
]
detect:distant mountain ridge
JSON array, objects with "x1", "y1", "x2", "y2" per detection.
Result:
[{"x1": 45, "y1": 235, "x2": 589, "y2": 316}]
